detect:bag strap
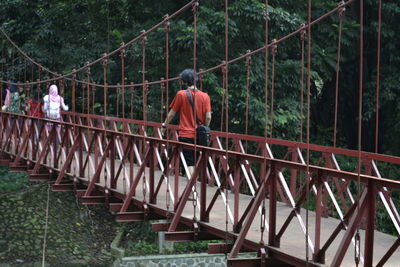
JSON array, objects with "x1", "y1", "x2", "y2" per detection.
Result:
[{"x1": 186, "y1": 89, "x2": 202, "y2": 125}]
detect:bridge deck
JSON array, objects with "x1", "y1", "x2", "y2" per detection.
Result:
[
  {"x1": 62, "y1": 155, "x2": 400, "y2": 267},
  {"x1": 2, "y1": 117, "x2": 399, "y2": 267}
]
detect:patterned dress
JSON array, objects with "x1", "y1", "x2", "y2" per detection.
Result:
[{"x1": 8, "y1": 92, "x2": 20, "y2": 114}]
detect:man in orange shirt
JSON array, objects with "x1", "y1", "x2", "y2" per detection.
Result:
[{"x1": 161, "y1": 69, "x2": 212, "y2": 176}]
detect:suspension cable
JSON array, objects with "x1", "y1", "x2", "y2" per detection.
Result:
[
  {"x1": 161, "y1": 78, "x2": 165, "y2": 123},
  {"x1": 333, "y1": 2, "x2": 345, "y2": 148},
  {"x1": 375, "y1": 0, "x2": 382, "y2": 153},
  {"x1": 11, "y1": 46, "x2": 14, "y2": 77},
  {"x1": 121, "y1": 42, "x2": 126, "y2": 119},
  {"x1": 141, "y1": 32, "x2": 148, "y2": 123},
  {"x1": 92, "y1": 82, "x2": 96, "y2": 115},
  {"x1": 120, "y1": 42, "x2": 127, "y2": 193},
  {"x1": 269, "y1": 39, "x2": 277, "y2": 138},
  {"x1": 0, "y1": 0, "x2": 357, "y2": 90},
  {"x1": 245, "y1": 50, "x2": 251, "y2": 151},
  {"x1": 199, "y1": 69, "x2": 203, "y2": 91},
  {"x1": 106, "y1": 0, "x2": 110, "y2": 54},
  {"x1": 163, "y1": 16, "x2": 171, "y2": 215},
  {"x1": 86, "y1": 64, "x2": 91, "y2": 181},
  {"x1": 86, "y1": 63, "x2": 91, "y2": 120},
  {"x1": 306, "y1": 0, "x2": 312, "y2": 263},
  {"x1": 299, "y1": 24, "x2": 306, "y2": 143},
  {"x1": 102, "y1": 56, "x2": 109, "y2": 191},
  {"x1": 102, "y1": 55, "x2": 108, "y2": 118},
  {"x1": 18, "y1": 57, "x2": 21, "y2": 82},
  {"x1": 116, "y1": 84, "x2": 119, "y2": 117},
  {"x1": 220, "y1": 67, "x2": 225, "y2": 132},
  {"x1": 355, "y1": 0, "x2": 364, "y2": 265},
  {"x1": 224, "y1": 0, "x2": 230, "y2": 253},
  {"x1": 24, "y1": 58, "x2": 27, "y2": 82},
  {"x1": 0, "y1": 1, "x2": 197, "y2": 87},
  {"x1": 130, "y1": 82, "x2": 134, "y2": 118},
  {"x1": 140, "y1": 31, "x2": 148, "y2": 204},
  {"x1": 192, "y1": 0, "x2": 199, "y2": 223},
  {"x1": 30, "y1": 61, "x2": 33, "y2": 83},
  {"x1": 262, "y1": 0, "x2": 269, "y2": 249}
]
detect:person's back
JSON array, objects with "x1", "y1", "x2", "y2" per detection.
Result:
[
  {"x1": 44, "y1": 94, "x2": 61, "y2": 120},
  {"x1": 43, "y1": 84, "x2": 68, "y2": 121},
  {"x1": 162, "y1": 69, "x2": 211, "y2": 174},
  {"x1": 171, "y1": 88, "x2": 210, "y2": 139}
]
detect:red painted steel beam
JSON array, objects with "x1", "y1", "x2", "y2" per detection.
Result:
[
  {"x1": 313, "y1": 176, "x2": 323, "y2": 262},
  {"x1": 331, "y1": 189, "x2": 369, "y2": 266},
  {"x1": 53, "y1": 132, "x2": 81, "y2": 185},
  {"x1": 364, "y1": 180, "x2": 377, "y2": 266},
  {"x1": 168, "y1": 154, "x2": 202, "y2": 232},
  {"x1": 29, "y1": 173, "x2": 50, "y2": 181},
  {"x1": 208, "y1": 243, "x2": 253, "y2": 254},
  {"x1": 12, "y1": 118, "x2": 34, "y2": 164},
  {"x1": 38, "y1": 113, "x2": 399, "y2": 188},
  {"x1": 80, "y1": 196, "x2": 106, "y2": 205},
  {"x1": 230, "y1": 170, "x2": 270, "y2": 258},
  {"x1": 83, "y1": 140, "x2": 112, "y2": 196},
  {"x1": 119, "y1": 148, "x2": 151, "y2": 212},
  {"x1": 276, "y1": 175, "x2": 316, "y2": 242},
  {"x1": 376, "y1": 237, "x2": 400, "y2": 267},
  {"x1": 268, "y1": 167, "x2": 278, "y2": 247},
  {"x1": 1, "y1": 112, "x2": 400, "y2": 266},
  {"x1": 90, "y1": 186, "x2": 335, "y2": 266},
  {"x1": 317, "y1": 201, "x2": 357, "y2": 263},
  {"x1": 64, "y1": 111, "x2": 400, "y2": 165},
  {"x1": 116, "y1": 212, "x2": 145, "y2": 222},
  {"x1": 52, "y1": 183, "x2": 74, "y2": 191},
  {"x1": 31, "y1": 126, "x2": 56, "y2": 174}
]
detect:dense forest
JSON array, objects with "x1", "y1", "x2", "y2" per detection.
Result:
[{"x1": 0, "y1": 0, "x2": 399, "y2": 156}]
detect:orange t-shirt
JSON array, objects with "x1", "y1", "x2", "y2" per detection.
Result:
[{"x1": 170, "y1": 89, "x2": 211, "y2": 139}]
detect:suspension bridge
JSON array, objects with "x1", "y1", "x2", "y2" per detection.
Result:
[{"x1": 0, "y1": 0, "x2": 399, "y2": 266}]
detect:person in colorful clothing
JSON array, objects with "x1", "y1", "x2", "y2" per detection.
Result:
[
  {"x1": 43, "y1": 84, "x2": 69, "y2": 122},
  {"x1": 2, "y1": 85, "x2": 10, "y2": 112},
  {"x1": 161, "y1": 69, "x2": 212, "y2": 177},
  {"x1": 43, "y1": 84, "x2": 68, "y2": 151},
  {"x1": 28, "y1": 88, "x2": 44, "y2": 118},
  {"x1": 7, "y1": 82, "x2": 20, "y2": 114}
]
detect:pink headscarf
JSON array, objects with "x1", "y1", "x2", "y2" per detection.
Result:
[{"x1": 49, "y1": 84, "x2": 61, "y2": 103}]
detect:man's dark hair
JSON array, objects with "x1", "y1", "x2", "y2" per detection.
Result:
[{"x1": 180, "y1": 69, "x2": 198, "y2": 86}]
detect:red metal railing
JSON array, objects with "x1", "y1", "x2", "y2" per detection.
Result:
[{"x1": 1, "y1": 111, "x2": 399, "y2": 266}]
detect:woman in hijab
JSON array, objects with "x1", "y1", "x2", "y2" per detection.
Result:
[
  {"x1": 43, "y1": 84, "x2": 68, "y2": 151},
  {"x1": 43, "y1": 84, "x2": 69, "y2": 121}
]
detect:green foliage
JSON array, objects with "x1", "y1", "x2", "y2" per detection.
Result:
[
  {"x1": 0, "y1": 167, "x2": 29, "y2": 193},
  {"x1": 173, "y1": 240, "x2": 213, "y2": 254},
  {"x1": 125, "y1": 240, "x2": 158, "y2": 256}
]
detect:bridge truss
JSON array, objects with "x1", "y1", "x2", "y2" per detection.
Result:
[
  {"x1": 0, "y1": 0, "x2": 399, "y2": 266},
  {"x1": 0, "y1": 111, "x2": 399, "y2": 266}
]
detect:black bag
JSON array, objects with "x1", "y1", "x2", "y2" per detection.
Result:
[
  {"x1": 196, "y1": 124, "x2": 211, "y2": 146},
  {"x1": 186, "y1": 89, "x2": 210, "y2": 146}
]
